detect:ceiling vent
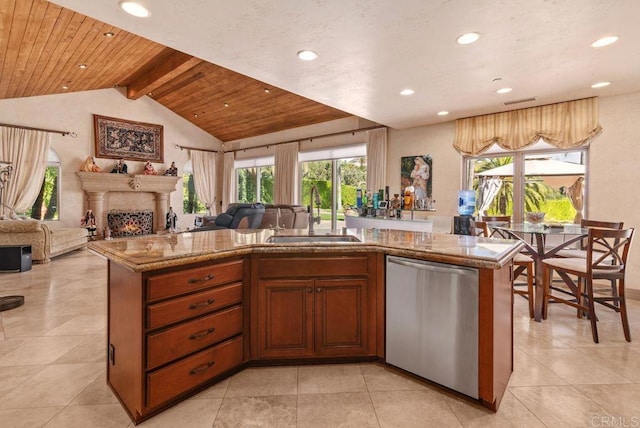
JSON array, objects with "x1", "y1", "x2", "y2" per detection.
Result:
[{"x1": 503, "y1": 97, "x2": 537, "y2": 106}]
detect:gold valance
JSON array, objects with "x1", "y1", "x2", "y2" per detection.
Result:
[{"x1": 453, "y1": 98, "x2": 602, "y2": 155}]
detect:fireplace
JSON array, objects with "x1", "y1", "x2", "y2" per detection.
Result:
[{"x1": 108, "y1": 210, "x2": 154, "y2": 238}]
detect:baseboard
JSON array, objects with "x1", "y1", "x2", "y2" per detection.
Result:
[{"x1": 627, "y1": 288, "x2": 640, "y2": 301}]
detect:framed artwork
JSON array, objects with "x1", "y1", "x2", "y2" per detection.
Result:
[
  {"x1": 401, "y1": 155, "x2": 433, "y2": 203},
  {"x1": 93, "y1": 114, "x2": 164, "y2": 162}
]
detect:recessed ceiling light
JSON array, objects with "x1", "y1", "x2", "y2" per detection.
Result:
[
  {"x1": 400, "y1": 89, "x2": 415, "y2": 96},
  {"x1": 78, "y1": 64, "x2": 88, "y2": 69},
  {"x1": 297, "y1": 50, "x2": 318, "y2": 61},
  {"x1": 103, "y1": 32, "x2": 115, "y2": 37},
  {"x1": 496, "y1": 87, "x2": 512, "y2": 94},
  {"x1": 61, "y1": 85, "x2": 69, "y2": 90},
  {"x1": 456, "y1": 32, "x2": 481, "y2": 45},
  {"x1": 591, "y1": 81, "x2": 611, "y2": 88},
  {"x1": 224, "y1": 103, "x2": 230, "y2": 107},
  {"x1": 264, "y1": 88, "x2": 271, "y2": 94},
  {"x1": 437, "y1": 111, "x2": 449, "y2": 116},
  {"x1": 591, "y1": 36, "x2": 618, "y2": 48},
  {"x1": 120, "y1": 1, "x2": 150, "y2": 18},
  {"x1": 193, "y1": 113, "x2": 198, "y2": 118}
]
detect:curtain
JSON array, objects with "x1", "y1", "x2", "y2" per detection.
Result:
[
  {"x1": 366, "y1": 128, "x2": 387, "y2": 193},
  {"x1": 567, "y1": 177, "x2": 585, "y2": 223},
  {"x1": 274, "y1": 142, "x2": 299, "y2": 204},
  {"x1": 0, "y1": 126, "x2": 51, "y2": 216},
  {"x1": 477, "y1": 177, "x2": 503, "y2": 217},
  {"x1": 222, "y1": 152, "x2": 235, "y2": 212},
  {"x1": 191, "y1": 150, "x2": 218, "y2": 215},
  {"x1": 453, "y1": 98, "x2": 602, "y2": 155}
]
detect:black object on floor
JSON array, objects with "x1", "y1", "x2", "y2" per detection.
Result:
[
  {"x1": 0, "y1": 245, "x2": 32, "y2": 272},
  {"x1": 0, "y1": 295, "x2": 24, "y2": 312}
]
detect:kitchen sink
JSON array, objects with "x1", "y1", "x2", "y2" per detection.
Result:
[{"x1": 266, "y1": 235, "x2": 361, "y2": 243}]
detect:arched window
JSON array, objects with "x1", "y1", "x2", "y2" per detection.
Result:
[
  {"x1": 27, "y1": 148, "x2": 60, "y2": 220},
  {"x1": 182, "y1": 160, "x2": 206, "y2": 214}
]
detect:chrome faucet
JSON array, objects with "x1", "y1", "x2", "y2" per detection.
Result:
[
  {"x1": 309, "y1": 185, "x2": 321, "y2": 233},
  {"x1": 272, "y1": 207, "x2": 285, "y2": 231}
]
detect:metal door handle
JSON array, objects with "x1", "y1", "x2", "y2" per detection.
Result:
[
  {"x1": 189, "y1": 327, "x2": 216, "y2": 340},
  {"x1": 189, "y1": 299, "x2": 215, "y2": 310},
  {"x1": 189, "y1": 361, "x2": 215, "y2": 375},
  {"x1": 188, "y1": 274, "x2": 215, "y2": 284}
]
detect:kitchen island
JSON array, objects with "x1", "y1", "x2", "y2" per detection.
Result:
[{"x1": 89, "y1": 228, "x2": 523, "y2": 424}]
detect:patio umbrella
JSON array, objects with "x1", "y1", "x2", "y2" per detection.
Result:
[
  {"x1": 476, "y1": 158, "x2": 584, "y2": 188},
  {"x1": 477, "y1": 177, "x2": 502, "y2": 216}
]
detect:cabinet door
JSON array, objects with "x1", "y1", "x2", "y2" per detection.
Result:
[
  {"x1": 314, "y1": 279, "x2": 369, "y2": 356},
  {"x1": 258, "y1": 279, "x2": 314, "y2": 358}
]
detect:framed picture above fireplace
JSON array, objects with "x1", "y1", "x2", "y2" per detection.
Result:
[{"x1": 93, "y1": 114, "x2": 164, "y2": 162}]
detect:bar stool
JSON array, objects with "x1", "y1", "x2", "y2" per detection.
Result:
[{"x1": 542, "y1": 227, "x2": 634, "y2": 343}]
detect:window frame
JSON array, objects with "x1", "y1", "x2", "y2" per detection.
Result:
[
  {"x1": 234, "y1": 156, "x2": 275, "y2": 203},
  {"x1": 463, "y1": 142, "x2": 589, "y2": 223}
]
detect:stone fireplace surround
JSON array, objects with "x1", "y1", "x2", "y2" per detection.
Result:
[{"x1": 77, "y1": 172, "x2": 180, "y2": 238}]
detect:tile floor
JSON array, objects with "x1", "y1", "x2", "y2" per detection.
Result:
[{"x1": 1, "y1": 249, "x2": 640, "y2": 427}]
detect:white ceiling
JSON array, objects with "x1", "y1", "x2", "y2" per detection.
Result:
[{"x1": 48, "y1": 0, "x2": 640, "y2": 132}]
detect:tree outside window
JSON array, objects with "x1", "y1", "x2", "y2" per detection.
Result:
[
  {"x1": 27, "y1": 149, "x2": 60, "y2": 220},
  {"x1": 182, "y1": 161, "x2": 206, "y2": 214}
]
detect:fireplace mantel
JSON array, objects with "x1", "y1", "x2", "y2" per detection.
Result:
[{"x1": 77, "y1": 172, "x2": 180, "y2": 236}]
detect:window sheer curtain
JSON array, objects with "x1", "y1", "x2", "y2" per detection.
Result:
[
  {"x1": 0, "y1": 126, "x2": 51, "y2": 216},
  {"x1": 366, "y1": 128, "x2": 387, "y2": 193},
  {"x1": 222, "y1": 152, "x2": 235, "y2": 212},
  {"x1": 274, "y1": 142, "x2": 299, "y2": 204},
  {"x1": 190, "y1": 150, "x2": 218, "y2": 215},
  {"x1": 453, "y1": 98, "x2": 602, "y2": 155}
]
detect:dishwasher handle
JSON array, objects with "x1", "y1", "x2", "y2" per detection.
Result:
[{"x1": 387, "y1": 256, "x2": 476, "y2": 277}]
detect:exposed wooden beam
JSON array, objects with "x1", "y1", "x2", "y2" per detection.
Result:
[{"x1": 127, "y1": 50, "x2": 202, "y2": 100}]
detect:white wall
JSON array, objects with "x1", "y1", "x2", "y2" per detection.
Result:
[{"x1": 0, "y1": 88, "x2": 220, "y2": 230}]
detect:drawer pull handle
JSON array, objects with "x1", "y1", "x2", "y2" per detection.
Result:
[
  {"x1": 307, "y1": 287, "x2": 313, "y2": 293},
  {"x1": 189, "y1": 327, "x2": 216, "y2": 340},
  {"x1": 189, "y1": 299, "x2": 215, "y2": 310},
  {"x1": 189, "y1": 361, "x2": 215, "y2": 375},
  {"x1": 188, "y1": 274, "x2": 215, "y2": 284},
  {"x1": 316, "y1": 287, "x2": 322, "y2": 293}
]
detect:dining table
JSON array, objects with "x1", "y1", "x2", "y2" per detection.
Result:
[{"x1": 490, "y1": 222, "x2": 589, "y2": 321}]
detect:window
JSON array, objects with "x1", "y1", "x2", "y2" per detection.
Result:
[
  {"x1": 26, "y1": 149, "x2": 60, "y2": 220},
  {"x1": 235, "y1": 156, "x2": 274, "y2": 203},
  {"x1": 182, "y1": 161, "x2": 206, "y2": 214},
  {"x1": 465, "y1": 140, "x2": 587, "y2": 223},
  {"x1": 299, "y1": 145, "x2": 367, "y2": 229}
]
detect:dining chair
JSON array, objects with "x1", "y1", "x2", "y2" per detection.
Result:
[
  {"x1": 472, "y1": 220, "x2": 535, "y2": 318},
  {"x1": 542, "y1": 227, "x2": 634, "y2": 343},
  {"x1": 481, "y1": 216, "x2": 512, "y2": 238}
]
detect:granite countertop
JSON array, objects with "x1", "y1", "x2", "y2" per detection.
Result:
[{"x1": 88, "y1": 228, "x2": 524, "y2": 272}]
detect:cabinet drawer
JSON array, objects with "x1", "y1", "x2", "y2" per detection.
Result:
[
  {"x1": 147, "y1": 305, "x2": 243, "y2": 369},
  {"x1": 147, "y1": 259, "x2": 244, "y2": 301},
  {"x1": 258, "y1": 256, "x2": 369, "y2": 278},
  {"x1": 147, "y1": 282, "x2": 242, "y2": 329},
  {"x1": 147, "y1": 336, "x2": 243, "y2": 409}
]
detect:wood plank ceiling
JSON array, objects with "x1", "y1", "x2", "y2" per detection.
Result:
[{"x1": 0, "y1": 0, "x2": 351, "y2": 142}]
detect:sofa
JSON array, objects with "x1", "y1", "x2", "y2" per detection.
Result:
[
  {"x1": 0, "y1": 220, "x2": 89, "y2": 263},
  {"x1": 198, "y1": 204, "x2": 309, "y2": 231},
  {"x1": 260, "y1": 204, "x2": 309, "y2": 229},
  {"x1": 195, "y1": 203, "x2": 266, "y2": 231}
]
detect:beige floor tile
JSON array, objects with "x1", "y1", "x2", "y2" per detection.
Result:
[
  {"x1": 298, "y1": 364, "x2": 367, "y2": 394},
  {"x1": 0, "y1": 336, "x2": 33, "y2": 358},
  {"x1": 53, "y1": 334, "x2": 106, "y2": 364},
  {"x1": 0, "y1": 407, "x2": 62, "y2": 428},
  {"x1": 575, "y1": 347, "x2": 640, "y2": 382},
  {"x1": 0, "y1": 314, "x2": 76, "y2": 338},
  {"x1": 42, "y1": 404, "x2": 131, "y2": 428},
  {"x1": 0, "y1": 364, "x2": 46, "y2": 399},
  {"x1": 575, "y1": 383, "x2": 640, "y2": 421},
  {"x1": 44, "y1": 315, "x2": 105, "y2": 336},
  {"x1": 509, "y1": 385, "x2": 612, "y2": 428},
  {"x1": 214, "y1": 395, "x2": 296, "y2": 428},
  {"x1": 0, "y1": 362, "x2": 103, "y2": 408},
  {"x1": 191, "y1": 377, "x2": 230, "y2": 399},
  {"x1": 444, "y1": 389, "x2": 545, "y2": 428},
  {"x1": 225, "y1": 366, "x2": 298, "y2": 397},
  {"x1": 138, "y1": 398, "x2": 222, "y2": 427},
  {"x1": 70, "y1": 372, "x2": 119, "y2": 405},
  {"x1": 360, "y1": 362, "x2": 428, "y2": 392},
  {"x1": 522, "y1": 347, "x2": 632, "y2": 385},
  {"x1": 297, "y1": 392, "x2": 379, "y2": 428},
  {"x1": 508, "y1": 348, "x2": 568, "y2": 387},
  {"x1": 370, "y1": 389, "x2": 461, "y2": 427},
  {"x1": 0, "y1": 335, "x2": 87, "y2": 366}
]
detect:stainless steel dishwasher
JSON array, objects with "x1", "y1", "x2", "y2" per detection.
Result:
[{"x1": 385, "y1": 255, "x2": 479, "y2": 398}]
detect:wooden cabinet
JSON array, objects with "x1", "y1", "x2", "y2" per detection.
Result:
[
  {"x1": 252, "y1": 253, "x2": 377, "y2": 360},
  {"x1": 107, "y1": 257, "x2": 247, "y2": 424}
]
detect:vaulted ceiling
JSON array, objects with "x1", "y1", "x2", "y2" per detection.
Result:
[{"x1": 0, "y1": 0, "x2": 351, "y2": 141}]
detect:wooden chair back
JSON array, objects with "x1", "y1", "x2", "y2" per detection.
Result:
[
  {"x1": 481, "y1": 216, "x2": 511, "y2": 238},
  {"x1": 470, "y1": 220, "x2": 489, "y2": 237},
  {"x1": 587, "y1": 228, "x2": 634, "y2": 277}
]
